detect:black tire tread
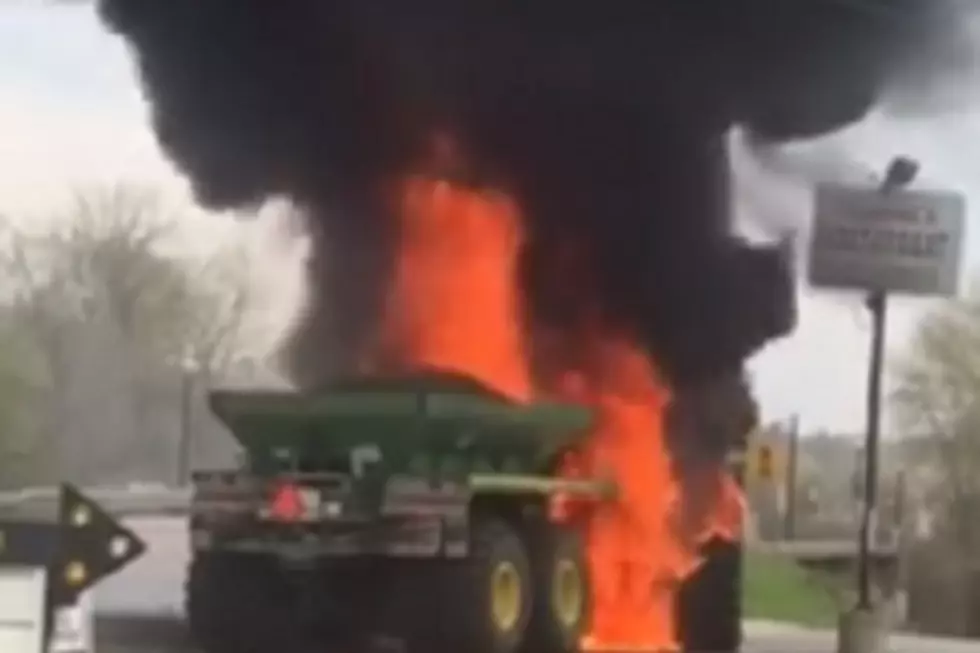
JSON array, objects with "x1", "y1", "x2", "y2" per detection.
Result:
[
  {"x1": 185, "y1": 552, "x2": 301, "y2": 653},
  {"x1": 432, "y1": 517, "x2": 533, "y2": 653},
  {"x1": 522, "y1": 523, "x2": 591, "y2": 653}
]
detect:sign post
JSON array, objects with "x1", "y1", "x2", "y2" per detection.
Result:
[
  {"x1": 784, "y1": 414, "x2": 800, "y2": 540},
  {"x1": 48, "y1": 590, "x2": 93, "y2": 653},
  {"x1": 0, "y1": 485, "x2": 147, "y2": 653},
  {"x1": 809, "y1": 158, "x2": 965, "y2": 651}
]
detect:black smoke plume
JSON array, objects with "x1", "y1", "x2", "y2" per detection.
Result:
[{"x1": 98, "y1": 0, "x2": 971, "y2": 396}]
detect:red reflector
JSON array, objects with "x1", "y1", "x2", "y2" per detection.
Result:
[{"x1": 269, "y1": 483, "x2": 304, "y2": 521}]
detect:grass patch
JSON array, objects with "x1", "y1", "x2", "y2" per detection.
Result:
[{"x1": 742, "y1": 551, "x2": 842, "y2": 628}]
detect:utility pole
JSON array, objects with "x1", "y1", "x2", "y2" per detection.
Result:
[
  {"x1": 784, "y1": 414, "x2": 800, "y2": 540},
  {"x1": 175, "y1": 354, "x2": 200, "y2": 486},
  {"x1": 893, "y1": 471, "x2": 910, "y2": 625}
]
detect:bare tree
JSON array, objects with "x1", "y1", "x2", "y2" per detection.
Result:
[
  {"x1": 0, "y1": 318, "x2": 41, "y2": 488},
  {"x1": 892, "y1": 285, "x2": 980, "y2": 568},
  {"x1": 175, "y1": 242, "x2": 257, "y2": 379},
  {"x1": 0, "y1": 184, "x2": 260, "y2": 483}
]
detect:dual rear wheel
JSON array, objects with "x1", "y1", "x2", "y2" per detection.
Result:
[
  {"x1": 526, "y1": 522, "x2": 591, "y2": 653},
  {"x1": 185, "y1": 517, "x2": 590, "y2": 653},
  {"x1": 435, "y1": 517, "x2": 590, "y2": 653}
]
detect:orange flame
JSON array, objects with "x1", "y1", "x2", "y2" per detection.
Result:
[
  {"x1": 368, "y1": 175, "x2": 532, "y2": 402},
  {"x1": 550, "y1": 333, "x2": 701, "y2": 652},
  {"x1": 370, "y1": 171, "x2": 743, "y2": 652}
]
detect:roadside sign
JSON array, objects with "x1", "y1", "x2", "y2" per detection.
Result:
[
  {"x1": 0, "y1": 485, "x2": 146, "y2": 653},
  {"x1": 0, "y1": 565, "x2": 96, "y2": 653},
  {"x1": 808, "y1": 184, "x2": 966, "y2": 296},
  {"x1": 0, "y1": 567, "x2": 46, "y2": 653}
]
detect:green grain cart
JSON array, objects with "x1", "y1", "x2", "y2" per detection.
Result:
[{"x1": 186, "y1": 373, "x2": 614, "y2": 653}]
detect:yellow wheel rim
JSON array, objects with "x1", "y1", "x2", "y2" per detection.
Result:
[
  {"x1": 490, "y1": 560, "x2": 523, "y2": 632},
  {"x1": 552, "y1": 558, "x2": 584, "y2": 627}
]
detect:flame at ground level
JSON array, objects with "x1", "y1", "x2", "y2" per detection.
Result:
[
  {"x1": 371, "y1": 174, "x2": 744, "y2": 652},
  {"x1": 550, "y1": 335, "x2": 712, "y2": 652}
]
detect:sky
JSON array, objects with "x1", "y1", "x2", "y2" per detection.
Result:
[{"x1": 3, "y1": 3, "x2": 980, "y2": 434}]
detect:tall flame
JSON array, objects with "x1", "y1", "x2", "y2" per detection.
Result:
[
  {"x1": 551, "y1": 332, "x2": 701, "y2": 651},
  {"x1": 368, "y1": 169, "x2": 743, "y2": 652},
  {"x1": 367, "y1": 175, "x2": 532, "y2": 403}
]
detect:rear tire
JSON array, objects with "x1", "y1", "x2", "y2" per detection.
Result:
[
  {"x1": 430, "y1": 517, "x2": 533, "y2": 653},
  {"x1": 185, "y1": 552, "x2": 303, "y2": 653},
  {"x1": 523, "y1": 524, "x2": 591, "y2": 653}
]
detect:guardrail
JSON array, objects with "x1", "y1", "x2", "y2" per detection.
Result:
[
  {"x1": 0, "y1": 484, "x2": 191, "y2": 518},
  {"x1": 752, "y1": 535, "x2": 899, "y2": 559},
  {"x1": 0, "y1": 486, "x2": 908, "y2": 559}
]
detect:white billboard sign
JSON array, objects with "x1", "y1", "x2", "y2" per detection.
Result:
[
  {"x1": 808, "y1": 184, "x2": 966, "y2": 296},
  {"x1": 0, "y1": 571, "x2": 93, "y2": 653},
  {"x1": 0, "y1": 567, "x2": 47, "y2": 653}
]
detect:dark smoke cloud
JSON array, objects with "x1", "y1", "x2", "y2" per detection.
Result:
[{"x1": 98, "y1": 0, "x2": 972, "y2": 393}]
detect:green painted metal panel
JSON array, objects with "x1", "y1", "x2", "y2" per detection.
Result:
[
  {"x1": 467, "y1": 473, "x2": 617, "y2": 500},
  {"x1": 208, "y1": 374, "x2": 593, "y2": 478}
]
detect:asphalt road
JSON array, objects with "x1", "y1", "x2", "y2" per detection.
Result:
[
  {"x1": 94, "y1": 621, "x2": 980, "y2": 653},
  {"x1": 96, "y1": 517, "x2": 187, "y2": 617},
  {"x1": 92, "y1": 517, "x2": 980, "y2": 653}
]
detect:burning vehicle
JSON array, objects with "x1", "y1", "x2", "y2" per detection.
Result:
[
  {"x1": 189, "y1": 374, "x2": 605, "y2": 653},
  {"x1": 187, "y1": 370, "x2": 746, "y2": 653},
  {"x1": 96, "y1": 1, "x2": 972, "y2": 652}
]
